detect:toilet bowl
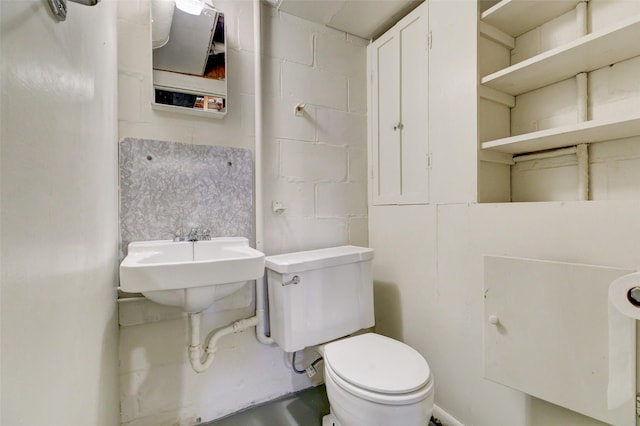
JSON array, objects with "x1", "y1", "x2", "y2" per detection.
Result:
[
  {"x1": 264, "y1": 246, "x2": 434, "y2": 426},
  {"x1": 321, "y1": 333, "x2": 434, "y2": 426}
]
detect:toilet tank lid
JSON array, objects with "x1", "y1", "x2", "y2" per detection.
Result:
[{"x1": 265, "y1": 245, "x2": 373, "y2": 274}]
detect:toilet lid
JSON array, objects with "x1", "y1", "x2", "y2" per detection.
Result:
[{"x1": 324, "y1": 333, "x2": 431, "y2": 394}]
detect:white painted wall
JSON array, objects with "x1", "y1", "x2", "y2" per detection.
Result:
[
  {"x1": 0, "y1": 0, "x2": 120, "y2": 424},
  {"x1": 371, "y1": 201, "x2": 640, "y2": 426},
  {"x1": 117, "y1": 1, "x2": 368, "y2": 424}
]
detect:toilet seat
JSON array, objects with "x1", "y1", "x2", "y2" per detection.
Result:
[
  {"x1": 323, "y1": 333, "x2": 433, "y2": 405},
  {"x1": 325, "y1": 360, "x2": 433, "y2": 406}
]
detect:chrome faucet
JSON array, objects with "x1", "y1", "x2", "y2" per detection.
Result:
[{"x1": 174, "y1": 227, "x2": 210, "y2": 242}]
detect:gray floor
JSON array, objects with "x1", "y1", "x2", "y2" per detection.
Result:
[
  {"x1": 202, "y1": 385, "x2": 330, "y2": 426},
  {"x1": 202, "y1": 384, "x2": 443, "y2": 426}
]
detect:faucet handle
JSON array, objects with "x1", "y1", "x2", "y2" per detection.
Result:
[
  {"x1": 188, "y1": 228, "x2": 199, "y2": 241},
  {"x1": 201, "y1": 229, "x2": 211, "y2": 240},
  {"x1": 172, "y1": 229, "x2": 184, "y2": 242}
]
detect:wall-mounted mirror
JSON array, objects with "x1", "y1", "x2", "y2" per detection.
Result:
[{"x1": 151, "y1": 0, "x2": 227, "y2": 118}]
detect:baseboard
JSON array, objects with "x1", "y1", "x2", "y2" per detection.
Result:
[{"x1": 433, "y1": 404, "x2": 465, "y2": 426}]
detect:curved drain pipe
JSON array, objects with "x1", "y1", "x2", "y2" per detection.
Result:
[{"x1": 188, "y1": 313, "x2": 259, "y2": 373}]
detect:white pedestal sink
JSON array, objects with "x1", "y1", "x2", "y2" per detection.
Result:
[{"x1": 119, "y1": 237, "x2": 265, "y2": 312}]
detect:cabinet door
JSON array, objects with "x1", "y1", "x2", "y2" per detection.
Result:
[
  {"x1": 371, "y1": 30, "x2": 402, "y2": 204},
  {"x1": 484, "y1": 256, "x2": 636, "y2": 425},
  {"x1": 370, "y1": 3, "x2": 429, "y2": 205},
  {"x1": 399, "y1": 7, "x2": 429, "y2": 204}
]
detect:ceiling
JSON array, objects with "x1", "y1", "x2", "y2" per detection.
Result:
[{"x1": 269, "y1": 0, "x2": 422, "y2": 40}]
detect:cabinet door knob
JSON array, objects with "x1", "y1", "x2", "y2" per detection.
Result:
[
  {"x1": 488, "y1": 314, "x2": 500, "y2": 325},
  {"x1": 393, "y1": 122, "x2": 403, "y2": 131}
]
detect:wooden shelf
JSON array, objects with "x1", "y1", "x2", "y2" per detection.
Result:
[
  {"x1": 481, "y1": 0, "x2": 581, "y2": 37},
  {"x1": 481, "y1": 115, "x2": 640, "y2": 154},
  {"x1": 481, "y1": 15, "x2": 640, "y2": 96}
]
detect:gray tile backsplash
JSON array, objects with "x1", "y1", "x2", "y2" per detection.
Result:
[{"x1": 119, "y1": 138, "x2": 254, "y2": 257}]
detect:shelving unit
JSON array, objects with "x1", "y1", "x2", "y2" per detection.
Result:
[
  {"x1": 479, "y1": 0, "x2": 640, "y2": 156},
  {"x1": 481, "y1": 15, "x2": 640, "y2": 96},
  {"x1": 481, "y1": 0, "x2": 581, "y2": 37}
]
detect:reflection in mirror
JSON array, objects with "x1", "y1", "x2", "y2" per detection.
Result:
[
  {"x1": 151, "y1": 0, "x2": 227, "y2": 117},
  {"x1": 151, "y1": 0, "x2": 174, "y2": 48}
]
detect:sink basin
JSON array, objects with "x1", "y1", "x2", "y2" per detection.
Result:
[{"x1": 120, "y1": 237, "x2": 265, "y2": 312}]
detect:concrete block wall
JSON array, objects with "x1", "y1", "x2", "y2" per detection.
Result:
[
  {"x1": 261, "y1": 8, "x2": 368, "y2": 254},
  {"x1": 117, "y1": 1, "x2": 367, "y2": 424},
  {"x1": 117, "y1": 0, "x2": 252, "y2": 149},
  {"x1": 118, "y1": 305, "x2": 317, "y2": 426}
]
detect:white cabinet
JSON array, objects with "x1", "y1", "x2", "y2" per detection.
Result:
[
  {"x1": 151, "y1": 9, "x2": 227, "y2": 118},
  {"x1": 368, "y1": 2, "x2": 429, "y2": 205}
]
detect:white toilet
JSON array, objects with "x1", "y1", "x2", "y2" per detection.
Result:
[{"x1": 265, "y1": 245, "x2": 434, "y2": 426}]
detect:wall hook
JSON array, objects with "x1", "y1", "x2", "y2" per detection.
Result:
[{"x1": 272, "y1": 201, "x2": 285, "y2": 214}]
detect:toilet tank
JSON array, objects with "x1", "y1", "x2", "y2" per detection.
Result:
[{"x1": 265, "y1": 246, "x2": 375, "y2": 352}]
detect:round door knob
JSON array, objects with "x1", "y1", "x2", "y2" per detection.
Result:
[{"x1": 488, "y1": 314, "x2": 500, "y2": 325}]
